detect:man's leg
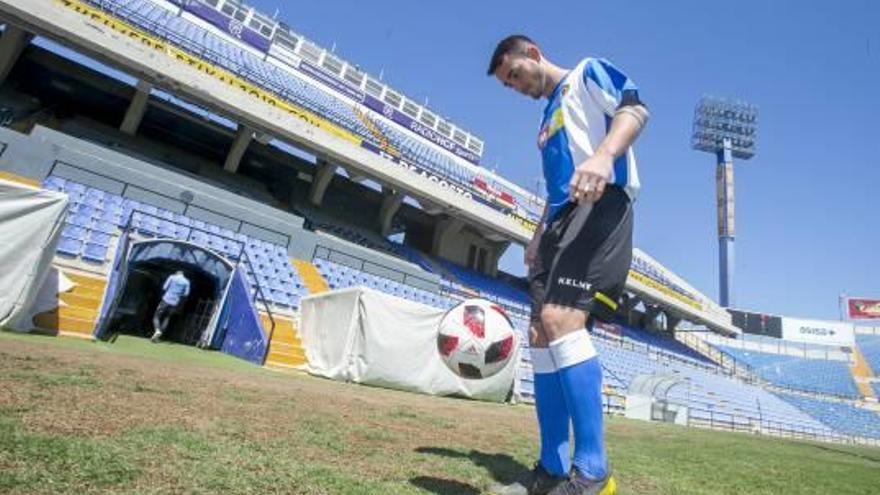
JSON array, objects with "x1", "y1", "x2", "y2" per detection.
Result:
[
  {"x1": 151, "y1": 302, "x2": 169, "y2": 342},
  {"x1": 541, "y1": 306, "x2": 608, "y2": 482},
  {"x1": 540, "y1": 189, "x2": 631, "y2": 494},
  {"x1": 490, "y1": 237, "x2": 569, "y2": 495},
  {"x1": 530, "y1": 320, "x2": 571, "y2": 478}
]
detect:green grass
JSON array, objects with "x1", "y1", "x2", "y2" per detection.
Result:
[
  {"x1": 1, "y1": 330, "x2": 879, "y2": 494},
  {"x1": 0, "y1": 331, "x2": 270, "y2": 374}
]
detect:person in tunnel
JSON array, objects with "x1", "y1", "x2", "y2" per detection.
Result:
[{"x1": 150, "y1": 270, "x2": 191, "y2": 343}]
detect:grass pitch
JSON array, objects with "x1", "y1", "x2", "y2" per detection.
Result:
[{"x1": 1, "y1": 330, "x2": 878, "y2": 494}]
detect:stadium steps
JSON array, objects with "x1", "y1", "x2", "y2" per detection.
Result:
[
  {"x1": 851, "y1": 348, "x2": 876, "y2": 399},
  {"x1": 32, "y1": 270, "x2": 106, "y2": 339},
  {"x1": 293, "y1": 259, "x2": 329, "y2": 294},
  {"x1": 0, "y1": 171, "x2": 41, "y2": 187},
  {"x1": 261, "y1": 313, "x2": 307, "y2": 369}
]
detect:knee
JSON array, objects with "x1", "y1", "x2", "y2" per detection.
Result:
[
  {"x1": 540, "y1": 305, "x2": 586, "y2": 341},
  {"x1": 539, "y1": 305, "x2": 565, "y2": 334}
]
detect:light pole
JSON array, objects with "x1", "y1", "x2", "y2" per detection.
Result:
[{"x1": 692, "y1": 97, "x2": 758, "y2": 308}]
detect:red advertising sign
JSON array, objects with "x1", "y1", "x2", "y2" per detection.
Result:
[{"x1": 846, "y1": 297, "x2": 880, "y2": 320}]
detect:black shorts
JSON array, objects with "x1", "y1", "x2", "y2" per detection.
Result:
[{"x1": 529, "y1": 186, "x2": 633, "y2": 323}]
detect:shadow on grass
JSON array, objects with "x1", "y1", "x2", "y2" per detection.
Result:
[
  {"x1": 409, "y1": 476, "x2": 480, "y2": 495},
  {"x1": 412, "y1": 446, "x2": 530, "y2": 493},
  {"x1": 807, "y1": 442, "x2": 880, "y2": 464}
]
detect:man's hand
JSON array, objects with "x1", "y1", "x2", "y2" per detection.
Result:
[
  {"x1": 524, "y1": 228, "x2": 542, "y2": 269},
  {"x1": 569, "y1": 151, "x2": 614, "y2": 203}
]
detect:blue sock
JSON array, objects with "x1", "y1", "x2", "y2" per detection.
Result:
[
  {"x1": 531, "y1": 347, "x2": 570, "y2": 477},
  {"x1": 550, "y1": 330, "x2": 608, "y2": 481}
]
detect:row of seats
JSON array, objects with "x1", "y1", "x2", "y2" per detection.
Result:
[
  {"x1": 313, "y1": 259, "x2": 456, "y2": 309},
  {"x1": 777, "y1": 393, "x2": 880, "y2": 439},
  {"x1": 434, "y1": 257, "x2": 530, "y2": 306},
  {"x1": 43, "y1": 175, "x2": 306, "y2": 309},
  {"x1": 91, "y1": 0, "x2": 546, "y2": 222},
  {"x1": 715, "y1": 346, "x2": 860, "y2": 398},
  {"x1": 619, "y1": 325, "x2": 714, "y2": 365}
]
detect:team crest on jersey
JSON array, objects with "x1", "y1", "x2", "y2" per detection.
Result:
[{"x1": 537, "y1": 107, "x2": 565, "y2": 149}]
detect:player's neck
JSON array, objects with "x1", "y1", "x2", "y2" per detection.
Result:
[{"x1": 542, "y1": 64, "x2": 568, "y2": 99}]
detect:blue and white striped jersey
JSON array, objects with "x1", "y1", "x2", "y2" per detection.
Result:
[{"x1": 538, "y1": 57, "x2": 641, "y2": 222}]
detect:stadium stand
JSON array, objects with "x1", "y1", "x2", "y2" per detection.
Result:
[
  {"x1": 777, "y1": 393, "x2": 880, "y2": 439},
  {"x1": 80, "y1": 0, "x2": 546, "y2": 223},
  {"x1": 610, "y1": 324, "x2": 714, "y2": 366},
  {"x1": 312, "y1": 258, "x2": 454, "y2": 309},
  {"x1": 515, "y1": 330, "x2": 836, "y2": 435},
  {"x1": 45, "y1": 174, "x2": 311, "y2": 308},
  {"x1": 434, "y1": 257, "x2": 530, "y2": 306},
  {"x1": 715, "y1": 346, "x2": 860, "y2": 398}
]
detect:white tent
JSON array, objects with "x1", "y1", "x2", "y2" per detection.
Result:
[
  {"x1": 299, "y1": 287, "x2": 520, "y2": 402},
  {"x1": 0, "y1": 178, "x2": 67, "y2": 330}
]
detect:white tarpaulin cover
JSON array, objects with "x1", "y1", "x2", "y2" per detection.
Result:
[
  {"x1": 0, "y1": 178, "x2": 67, "y2": 330},
  {"x1": 300, "y1": 287, "x2": 520, "y2": 402}
]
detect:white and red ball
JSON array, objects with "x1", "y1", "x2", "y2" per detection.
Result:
[{"x1": 436, "y1": 299, "x2": 517, "y2": 379}]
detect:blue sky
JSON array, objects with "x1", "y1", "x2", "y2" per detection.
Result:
[{"x1": 241, "y1": 0, "x2": 878, "y2": 320}]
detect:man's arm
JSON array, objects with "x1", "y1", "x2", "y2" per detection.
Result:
[
  {"x1": 524, "y1": 201, "x2": 550, "y2": 268},
  {"x1": 570, "y1": 102, "x2": 649, "y2": 203},
  {"x1": 570, "y1": 58, "x2": 650, "y2": 203}
]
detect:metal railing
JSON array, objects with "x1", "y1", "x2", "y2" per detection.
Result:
[
  {"x1": 312, "y1": 244, "x2": 437, "y2": 291},
  {"x1": 682, "y1": 402, "x2": 879, "y2": 447}
]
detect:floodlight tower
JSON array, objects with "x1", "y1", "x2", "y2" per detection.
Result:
[{"x1": 691, "y1": 97, "x2": 758, "y2": 308}]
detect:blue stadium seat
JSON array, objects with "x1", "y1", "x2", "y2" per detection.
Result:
[
  {"x1": 42, "y1": 176, "x2": 66, "y2": 191},
  {"x1": 61, "y1": 224, "x2": 87, "y2": 241},
  {"x1": 82, "y1": 243, "x2": 109, "y2": 262},
  {"x1": 716, "y1": 346, "x2": 860, "y2": 398},
  {"x1": 57, "y1": 237, "x2": 83, "y2": 257},
  {"x1": 92, "y1": 220, "x2": 117, "y2": 235},
  {"x1": 778, "y1": 393, "x2": 880, "y2": 439},
  {"x1": 67, "y1": 213, "x2": 93, "y2": 229},
  {"x1": 87, "y1": 231, "x2": 111, "y2": 247},
  {"x1": 158, "y1": 221, "x2": 177, "y2": 238}
]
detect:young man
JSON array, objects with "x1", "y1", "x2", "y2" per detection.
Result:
[
  {"x1": 151, "y1": 270, "x2": 191, "y2": 343},
  {"x1": 487, "y1": 35, "x2": 649, "y2": 495}
]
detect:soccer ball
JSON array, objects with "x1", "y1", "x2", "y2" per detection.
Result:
[{"x1": 436, "y1": 299, "x2": 517, "y2": 379}]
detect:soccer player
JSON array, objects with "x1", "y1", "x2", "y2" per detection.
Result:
[
  {"x1": 151, "y1": 270, "x2": 191, "y2": 343},
  {"x1": 487, "y1": 35, "x2": 649, "y2": 495}
]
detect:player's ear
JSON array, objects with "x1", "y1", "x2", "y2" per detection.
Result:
[{"x1": 525, "y1": 44, "x2": 542, "y2": 63}]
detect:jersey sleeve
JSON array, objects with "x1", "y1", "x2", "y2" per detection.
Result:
[{"x1": 582, "y1": 58, "x2": 641, "y2": 116}]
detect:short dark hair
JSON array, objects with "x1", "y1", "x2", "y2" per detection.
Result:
[{"x1": 487, "y1": 34, "x2": 535, "y2": 76}]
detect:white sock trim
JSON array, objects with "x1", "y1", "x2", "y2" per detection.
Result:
[
  {"x1": 530, "y1": 347, "x2": 556, "y2": 374},
  {"x1": 549, "y1": 329, "x2": 597, "y2": 369}
]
